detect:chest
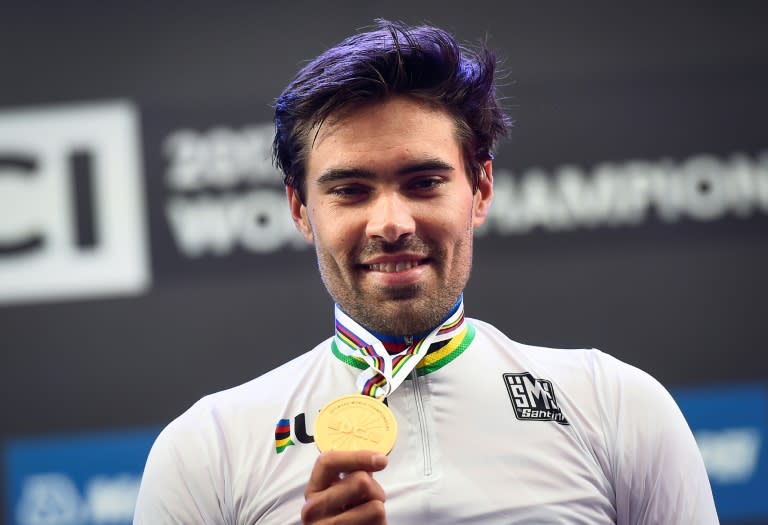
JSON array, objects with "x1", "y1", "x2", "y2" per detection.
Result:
[
  {"x1": 381, "y1": 367, "x2": 616, "y2": 523},
  {"x1": 247, "y1": 361, "x2": 617, "y2": 524}
]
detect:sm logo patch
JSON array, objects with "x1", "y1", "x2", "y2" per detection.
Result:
[{"x1": 503, "y1": 373, "x2": 569, "y2": 425}]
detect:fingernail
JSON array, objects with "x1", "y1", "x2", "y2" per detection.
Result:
[{"x1": 372, "y1": 454, "x2": 388, "y2": 468}]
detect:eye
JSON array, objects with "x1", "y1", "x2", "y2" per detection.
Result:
[
  {"x1": 408, "y1": 176, "x2": 444, "y2": 192},
  {"x1": 328, "y1": 184, "x2": 369, "y2": 199}
]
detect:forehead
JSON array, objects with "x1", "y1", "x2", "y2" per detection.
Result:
[{"x1": 306, "y1": 97, "x2": 462, "y2": 175}]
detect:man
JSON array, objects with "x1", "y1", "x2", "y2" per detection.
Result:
[{"x1": 135, "y1": 20, "x2": 718, "y2": 524}]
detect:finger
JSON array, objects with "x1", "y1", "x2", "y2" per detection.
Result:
[
  {"x1": 302, "y1": 471, "x2": 386, "y2": 523},
  {"x1": 324, "y1": 499, "x2": 387, "y2": 525},
  {"x1": 305, "y1": 450, "x2": 388, "y2": 495},
  {"x1": 325, "y1": 471, "x2": 387, "y2": 510}
]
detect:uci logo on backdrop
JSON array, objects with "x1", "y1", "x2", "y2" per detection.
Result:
[{"x1": 0, "y1": 101, "x2": 149, "y2": 304}]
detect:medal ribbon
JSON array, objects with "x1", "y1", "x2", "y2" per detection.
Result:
[{"x1": 334, "y1": 297, "x2": 466, "y2": 400}]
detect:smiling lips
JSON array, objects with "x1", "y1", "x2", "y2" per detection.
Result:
[
  {"x1": 367, "y1": 260, "x2": 425, "y2": 273},
  {"x1": 361, "y1": 254, "x2": 430, "y2": 275}
]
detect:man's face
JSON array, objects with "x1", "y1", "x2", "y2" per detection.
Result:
[{"x1": 288, "y1": 96, "x2": 493, "y2": 336}]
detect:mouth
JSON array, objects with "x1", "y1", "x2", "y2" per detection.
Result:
[
  {"x1": 365, "y1": 259, "x2": 429, "y2": 273},
  {"x1": 354, "y1": 255, "x2": 431, "y2": 291},
  {"x1": 357, "y1": 252, "x2": 432, "y2": 281}
]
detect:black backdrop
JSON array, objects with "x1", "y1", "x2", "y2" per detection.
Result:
[{"x1": 1, "y1": 2, "x2": 767, "y2": 523}]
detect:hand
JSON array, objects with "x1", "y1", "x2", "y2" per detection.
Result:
[{"x1": 301, "y1": 450, "x2": 389, "y2": 524}]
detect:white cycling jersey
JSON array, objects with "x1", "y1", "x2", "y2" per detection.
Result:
[{"x1": 135, "y1": 304, "x2": 718, "y2": 524}]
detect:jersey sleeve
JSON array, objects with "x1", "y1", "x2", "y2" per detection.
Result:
[
  {"x1": 601, "y1": 354, "x2": 719, "y2": 524},
  {"x1": 133, "y1": 399, "x2": 231, "y2": 524}
]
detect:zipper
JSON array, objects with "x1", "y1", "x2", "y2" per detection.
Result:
[{"x1": 410, "y1": 368, "x2": 432, "y2": 476}]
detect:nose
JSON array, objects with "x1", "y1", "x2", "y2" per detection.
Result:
[{"x1": 365, "y1": 191, "x2": 416, "y2": 243}]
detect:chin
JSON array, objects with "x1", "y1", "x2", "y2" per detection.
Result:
[
  {"x1": 380, "y1": 284, "x2": 422, "y2": 301},
  {"x1": 378, "y1": 300, "x2": 443, "y2": 335}
]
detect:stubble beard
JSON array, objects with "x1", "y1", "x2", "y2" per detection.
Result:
[{"x1": 317, "y1": 235, "x2": 473, "y2": 337}]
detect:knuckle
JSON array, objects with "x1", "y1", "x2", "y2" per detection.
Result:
[
  {"x1": 369, "y1": 500, "x2": 387, "y2": 521},
  {"x1": 350, "y1": 471, "x2": 375, "y2": 494},
  {"x1": 316, "y1": 451, "x2": 334, "y2": 469},
  {"x1": 300, "y1": 502, "x2": 313, "y2": 523},
  {"x1": 300, "y1": 496, "x2": 325, "y2": 524}
]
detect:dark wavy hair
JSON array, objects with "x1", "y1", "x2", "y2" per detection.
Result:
[{"x1": 273, "y1": 19, "x2": 511, "y2": 202}]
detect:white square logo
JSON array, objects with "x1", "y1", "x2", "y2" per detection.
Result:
[{"x1": 0, "y1": 101, "x2": 150, "y2": 304}]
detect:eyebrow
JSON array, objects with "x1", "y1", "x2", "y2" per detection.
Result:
[{"x1": 315, "y1": 158, "x2": 455, "y2": 186}]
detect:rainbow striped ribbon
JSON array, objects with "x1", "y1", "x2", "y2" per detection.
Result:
[{"x1": 334, "y1": 297, "x2": 466, "y2": 400}]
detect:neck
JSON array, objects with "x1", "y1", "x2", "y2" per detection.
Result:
[{"x1": 334, "y1": 295, "x2": 464, "y2": 354}]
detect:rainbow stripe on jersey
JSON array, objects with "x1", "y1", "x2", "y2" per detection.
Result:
[{"x1": 274, "y1": 419, "x2": 294, "y2": 453}]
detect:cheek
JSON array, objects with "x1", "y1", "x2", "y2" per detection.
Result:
[
  {"x1": 435, "y1": 200, "x2": 475, "y2": 237},
  {"x1": 314, "y1": 221, "x2": 358, "y2": 261}
]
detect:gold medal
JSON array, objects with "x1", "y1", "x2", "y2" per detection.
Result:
[{"x1": 314, "y1": 394, "x2": 397, "y2": 454}]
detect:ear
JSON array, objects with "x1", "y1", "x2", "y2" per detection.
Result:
[
  {"x1": 287, "y1": 186, "x2": 314, "y2": 243},
  {"x1": 472, "y1": 160, "x2": 494, "y2": 227}
]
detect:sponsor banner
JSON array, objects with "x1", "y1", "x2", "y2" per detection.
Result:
[
  {"x1": 137, "y1": 106, "x2": 313, "y2": 284},
  {"x1": 158, "y1": 120, "x2": 304, "y2": 258},
  {"x1": 141, "y1": 109, "x2": 768, "y2": 282},
  {"x1": 673, "y1": 384, "x2": 768, "y2": 523},
  {"x1": 485, "y1": 153, "x2": 768, "y2": 235},
  {"x1": 2, "y1": 99, "x2": 767, "y2": 300},
  {"x1": 0, "y1": 101, "x2": 150, "y2": 305},
  {"x1": 4, "y1": 428, "x2": 159, "y2": 525}
]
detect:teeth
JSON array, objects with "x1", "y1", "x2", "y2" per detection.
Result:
[{"x1": 369, "y1": 261, "x2": 419, "y2": 273}]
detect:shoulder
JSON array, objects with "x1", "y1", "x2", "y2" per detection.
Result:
[
  {"x1": 142, "y1": 337, "x2": 333, "y2": 480},
  {"x1": 470, "y1": 317, "x2": 659, "y2": 382},
  {"x1": 463, "y1": 319, "x2": 717, "y2": 521},
  {"x1": 135, "y1": 338, "x2": 334, "y2": 520},
  {"x1": 166, "y1": 336, "x2": 333, "y2": 438},
  {"x1": 468, "y1": 318, "x2": 624, "y2": 385},
  {"x1": 467, "y1": 318, "x2": 685, "y2": 454}
]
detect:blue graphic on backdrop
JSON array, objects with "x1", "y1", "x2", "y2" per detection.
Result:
[
  {"x1": 673, "y1": 384, "x2": 767, "y2": 523},
  {"x1": 4, "y1": 428, "x2": 159, "y2": 525}
]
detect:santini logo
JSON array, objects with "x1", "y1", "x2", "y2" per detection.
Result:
[
  {"x1": 0, "y1": 101, "x2": 149, "y2": 305},
  {"x1": 274, "y1": 413, "x2": 314, "y2": 454},
  {"x1": 503, "y1": 373, "x2": 569, "y2": 425}
]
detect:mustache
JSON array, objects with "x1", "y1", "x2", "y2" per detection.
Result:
[{"x1": 357, "y1": 236, "x2": 433, "y2": 259}]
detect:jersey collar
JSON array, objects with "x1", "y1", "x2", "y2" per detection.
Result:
[{"x1": 331, "y1": 295, "x2": 475, "y2": 377}]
